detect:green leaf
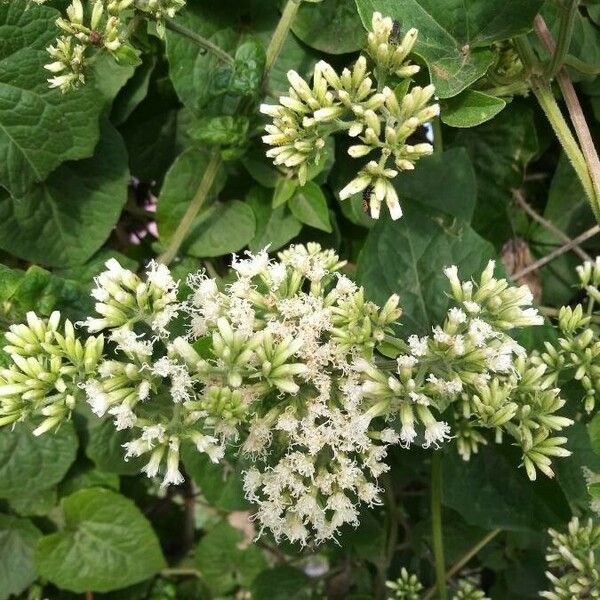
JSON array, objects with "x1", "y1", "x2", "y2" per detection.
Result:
[
  {"x1": 228, "y1": 40, "x2": 266, "y2": 97},
  {"x1": 247, "y1": 186, "x2": 302, "y2": 252},
  {"x1": 58, "y1": 463, "x2": 120, "y2": 497},
  {"x1": 554, "y1": 422, "x2": 600, "y2": 510},
  {"x1": 289, "y1": 182, "x2": 332, "y2": 232},
  {"x1": 86, "y1": 418, "x2": 145, "y2": 476},
  {"x1": 111, "y1": 54, "x2": 157, "y2": 126},
  {"x1": 273, "y1": 177, "x2": 298, "y2": 209},
  {"x1": 35, "y1": 488, "x2": 166, "y2": 593},
  {"x1": 441, "y1": 90, "x2": 506, "y2": 127},
  {"x1": 0, "y1": 421, "x2": 77, "y2": 499},
  {"x1": 184, "y1": 201, "x2": 256, "y2": 257},
  {"x1": 7, "y1": 487, "x2": 57, "y2": 517},
  {"x1": 188, "y1": 115, "x2": 250, "y2": 147},
  {"x1": 292, "y1": 0, "x2": 366, "y2": 54},
  {"x1": 165, "y1": 5, "x2": 238, "y2": 115},
  {"x1": 589, "y1": 413, "x2": 600, "y2": 455},
  {"x1": 395, "y1": 148, "x2": 477, "y2": 222},
  {"x1": 451, "y1": 102, "x2": 538, "y2": 247},
  {"x1": 251, "y1": 565, "x2": 311, "y2": 600},
  {"x1": 0, "y1": 514, "x2": 41, "y2": 600},
  {"x1": 156, "y1": 147, "x2": 226, "y2": 242},
  {"x1": 0, "y1": 121, "x2": 129, "y2": 267},
  {"x1": 357, "y1": 207, "x2": 494, "y2": 335},
  {"x1": 444, "y1": 445, "x2": 570, "y2": 531},
  {"x1": 194, "y1": 521, "x2": 267, "y2": 594},
  {"x1": 182, "y1": 445, "x2": 251, "y2": 511},
  {"x1": 0, "y1": 264, "x2": 92, "y2": 323},
  {"x1": 0, "y1": 2, "x2": 107, "y2": 196},
  {"x1": 355, "y1": 0, "x2": 542, "y2": 98}
]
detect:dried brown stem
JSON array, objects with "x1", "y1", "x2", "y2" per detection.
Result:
[
  {"x1": 512, "y1": 224, "x2": 600, "y2": 280},
  {"x1": 512, "y1": 188, "x2": 592, "y2": 261}
]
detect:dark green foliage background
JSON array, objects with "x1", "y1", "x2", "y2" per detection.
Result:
[{"x1": 0, "y1": 0, "x2": 599, "y2": 599}]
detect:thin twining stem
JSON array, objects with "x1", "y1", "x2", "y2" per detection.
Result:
[
  {"x1": 422, "y1": 529, "x2": 502, "y2": 600},
  {"x1": 512, "y1": 188, "x2": 592, "y2": 261},
  {"x1": 512, "y1": 224, "x2": 600, "y2": 280},
  {"x1": 164, "y1": 17, "x2": 234, "y2": 65}
]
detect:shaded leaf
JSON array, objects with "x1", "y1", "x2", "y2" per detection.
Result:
[
  {"x1": 36, "y1": 488, "x2": 165, "y2": 593},
  {"x1": 289, "y1": 182, "x2": 332, "y2": 232},
  {"x1": 0, "y1": 421, "x2": 77, "y2": 499},
  {"x1": 0, "y1": 121, "x2": 129, "y2": 267},
  {"x1": 0, "y1": 514, "x2": 41, "y2": 600},
  {"x1": 441, "y1": 90, "x2": 506, "y2": 127}
]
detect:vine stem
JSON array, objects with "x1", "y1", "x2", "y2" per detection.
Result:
[
  {"x1": 264, "y1": 0, "x2": 301, "y2": 78},
  {"x1": 546, "y1": 0, "x2": 578, "y2": 78},
  {"x1": 431, "y1": 451, "x2": 447, "y2": 600},
  {"x1": 164, "y1": 17, "x2": 234, "y2": 65},
  {"x1": 161, "y1": 567, "x2": 202, "y2": 578},
  {"x1": 534, "y1": 14, "x2": 600, "y2": 220},
  {"x1": 423, "y1": 529, "x2": 501, "y2": 600},
  {"x1": 158, "y1": 152, "x2": 222, "y2": 265},
  {"x1": 513, "y1": 36, "x2": 600, "y2": 221}
]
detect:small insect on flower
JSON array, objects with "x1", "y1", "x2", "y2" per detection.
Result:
[
  {"x1": 362, "y1": 184, "x2": 373, "y2": 215},
  {"x1": 390, "y1": 19, "x2": 402, "y2": 43}
]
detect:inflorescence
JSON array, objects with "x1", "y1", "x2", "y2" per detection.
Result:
[
  {"x1": 0, "y1": 244, "x2": 573, "y2": 545},
  {"x1": 43, "y1": 0, "x2": 186, "y2": 92},
  {"x1": 260, "y1": 12, "x2": 438, "y2": 221}
]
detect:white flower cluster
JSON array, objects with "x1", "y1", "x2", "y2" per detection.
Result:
[
  {"x1": 44, "y1": 0, "x2": 185, "y2": 92},
  {"x1": 0, "y1": 246, "x2": 574, "y2": 544},
  {"x1": 260, "y1": 12, "x2": 438, "y2": 221}
]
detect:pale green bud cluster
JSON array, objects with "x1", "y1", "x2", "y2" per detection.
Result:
[
  {"x1": 386, "y1": 568, "x2": 423, "y2": 599},
  {"x1": 385, "y1": 572, "x2": 488, "y2": 600},
  {"x1": 536, "y1": 258, "x2": 600, "y2": 413},
  {"x1": 540, "y1": 517, "x2": 600, "y2": 599},
  {"x1": 261, "y1": 12, "x2": 437, "y2": 221},
  {"x1": 44, "y1": 0, "x2": 185, "y2": 92},
  {"x1": 0, "y1": 311, "x2": 103, "y2": 435},
  {"x1": 451, "y1": 579, "x2": 489, "y2": 600},
  {"x1": 360, "y1": 261, "x2": 571, "y2": 481}
]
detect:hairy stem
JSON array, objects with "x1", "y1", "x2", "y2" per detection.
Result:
[
  {"x1": 515, "y1": 36, "x2": 598, "y2": 218},
  {"x1": 158, "y1": 152, "x2": 222, "y2": 265},
  {"x1": 547, "y1": 0, "x2": 578, "y2": 77},
  {"x1": 164, "y1": 17, "x2": 234, "y2": 65},
  {"x1": 534, "y1": 15, "x2": 600, "y2": 221},
  {"x1": 264, "y1": 0, "x2": 301, "y2": 79},
  {"x1": 431, "y1": 451, "x2": 447, "y2": 600}
]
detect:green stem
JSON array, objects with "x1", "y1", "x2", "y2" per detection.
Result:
[
  {"x1": 264, "y1": 0, "x2": 301, "y2": 78},
  {"x1": 158, "y1": 152, "x2": 222, "y2": 265},
  {"x1": 514, "y1": 36, "x2": 599, "y2": 220},
  {"x1": 547, "y1": 0, "x2": 578, "y2": 77},
  {"x1": 164, "y1": 18, "x2": 234, "y2": 65},
  {"x1": 564, "y1": 54, "x2": 600, "y2": 75},
  {"x1": 432, "y1": 117, "x2": 443, "y2": 154},
  {"x1": 161, "y1": 567, "x2": 202, "y2": 578},
  {"x1": 423, "y1": 529, "x2": 501, "y2": 599},
  {"x1": 431, "y1": 451, "x2": 447, "y2": 600}
]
